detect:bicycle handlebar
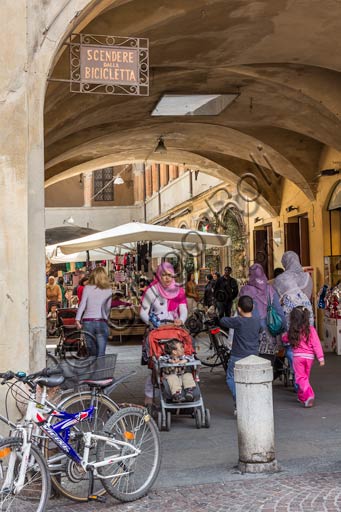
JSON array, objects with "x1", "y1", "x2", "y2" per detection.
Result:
[{"x1": 0, "y1": 366, "x2": 62, "y2": 384}]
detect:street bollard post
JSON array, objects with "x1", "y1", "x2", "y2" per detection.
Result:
[{"x1": 234, "y1": 355, "x2": 278, "y2": 473}]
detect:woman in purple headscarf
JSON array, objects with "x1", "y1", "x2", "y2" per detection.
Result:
[
  {"x1": 240, "y1": 263, "x2": 286, "y2": 363},
  {"x1": 140, "y1": 262, "x2": 188, "y2": 327}
]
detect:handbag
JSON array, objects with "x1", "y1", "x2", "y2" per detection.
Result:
[{"x1": 266, "y1": 292, "x2": 284, "y2": 337}]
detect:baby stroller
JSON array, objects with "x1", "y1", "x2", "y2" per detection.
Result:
[
  {"x1": 273, "y1": 348, "x2": 294, "y2": 387},
  {"x1": 147, "y1": 325, "x2": 211, "y2": 431},
  {"x1": 54, "y1": 308, "x2": 88, "y2": 359}
]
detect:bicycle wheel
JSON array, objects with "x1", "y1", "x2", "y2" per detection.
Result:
[
  {"x1": 45, "y1": 392, "x2": 119, "y2": 502},
  {"x1": 46, "y1": 351, "x2": 60, "y2": 370},
  {"x1": 197, "y1": 335, "x2": 223, "y2": 367},
  {"x1": 0, "y1": 437, "x2": 50, "y2": 512},
  {"x1": 215, "y1": 331, "x2": 231, "y2": 371},
  {"x1": 97, "y1": 407, "x2": 161, "y2": 502}
]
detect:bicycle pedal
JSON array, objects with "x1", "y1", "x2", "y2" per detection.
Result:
[{"x1": 88, "y1": 495, "x2": 106, "y2": 503}]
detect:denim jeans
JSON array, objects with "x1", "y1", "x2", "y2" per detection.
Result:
[
  {"x1": 226, "y1": 355, "x2": 243, "y2": 403},
  {"x1": 82, "y1": 321, "x2": 109, "y2": 357},
  {"x1": 285, "y1": 346, "x2": 298, "y2": 391}
]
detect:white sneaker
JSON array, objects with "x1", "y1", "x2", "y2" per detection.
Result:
[{"x1": 304, "y1": 397, "x2": 314, "y2": 408}]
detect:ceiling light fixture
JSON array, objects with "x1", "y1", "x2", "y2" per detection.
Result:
[
  {"x1": 254, "y1": 217, "x2": 263, "y2": 223},
  {"x1": 154, "y1": 136, "x2": 167, "y2": 154}
]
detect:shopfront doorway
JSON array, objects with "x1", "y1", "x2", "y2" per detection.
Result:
[
  {"x1": 284, "y1": 215, "x2": 310, "y2": 267},
  {"x1": 253, "y1": 224, "x2": 274, "y2": 279}
]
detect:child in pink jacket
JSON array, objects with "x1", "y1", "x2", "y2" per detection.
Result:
[{"x1": 282, "y1": 306, "x2": 325, "y2": 408}]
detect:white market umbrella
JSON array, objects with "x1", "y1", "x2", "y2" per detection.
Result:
[
  {"x1": 46, "y1": 244, "x2": 127, "y2": 263},
  {"x1": 55, "y1": 222, "x2": 230, "y2": 255}
]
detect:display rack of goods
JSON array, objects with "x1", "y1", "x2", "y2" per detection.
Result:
[{"x1": 325, "y1": 284, "x2": 341, "y2": 319}]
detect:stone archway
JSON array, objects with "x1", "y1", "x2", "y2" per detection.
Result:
[{"x1": 0, "y1": 0, "x2": 115, "y2": 381}]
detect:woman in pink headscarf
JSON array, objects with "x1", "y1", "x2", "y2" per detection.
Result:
[
  {"x1": 140, "y1": 262, "x2": 188, "y2": 408},
  {"x1": 140, "y1": 262, "x2": 188, "y2": 327}
]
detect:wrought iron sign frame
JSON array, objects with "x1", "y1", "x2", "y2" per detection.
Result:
[{"x1": 68, "y1": 33, "x2": 149, "y2": 96}]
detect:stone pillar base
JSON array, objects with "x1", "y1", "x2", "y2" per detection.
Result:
[{"x1": 238, "y1": 459, "x2": 278, "y2": 474}]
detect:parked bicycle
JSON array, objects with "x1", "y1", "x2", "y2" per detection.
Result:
[
  {"x1": 186, "y1": 306, "x2": 231, "y2": 371},
  {"x1": 37, "y1": 354, "x2": 137, "y2": 501},
  {"x1": 0, "y1": 366, "x2": 161, "y2": 510},
  {"x1": 45, "y1": 354, "x2": 136, "y2": 501}
]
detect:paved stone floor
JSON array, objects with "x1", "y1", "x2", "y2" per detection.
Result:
[
  {"x1": 46, "y1": 471, "x2": 341, "y2": 511},
  {"x1": 44, "y1": 339, "x2": 341, "y2": 511}
]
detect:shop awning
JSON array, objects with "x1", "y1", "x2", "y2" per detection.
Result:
[
  {"x1": 54, "y1": 222, "x2": 230, "y2": 255},
  {"x1": 45, "y1": 226, "x2": 98, "y2": 245}
]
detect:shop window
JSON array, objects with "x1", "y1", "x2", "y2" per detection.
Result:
[{"x1": 93, "y1": 167, "x2": 114, "y2": 201}]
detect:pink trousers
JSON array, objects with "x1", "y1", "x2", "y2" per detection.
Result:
[{"x1": 293, "y1": 357, "x2": 314, "y2": 403}]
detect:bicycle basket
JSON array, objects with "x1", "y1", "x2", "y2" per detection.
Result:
[{"x1": 58, "y1": 354, "x2": 117, "y2": 390}]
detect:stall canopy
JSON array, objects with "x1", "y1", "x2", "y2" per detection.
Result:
[
  {"x1": 46, "y1": 244, "x2": 123, "y2": 263},
  {"x1": 46, "y1": 242, "x2": 180, "y2": 263},
  {"x1": 55, "y1": 222, "x2": 230, "y2": 255}
]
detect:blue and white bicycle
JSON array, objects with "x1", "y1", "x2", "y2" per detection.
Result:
[{"x1": 0, "y1": 368, "x2": 161, "y2": 511}]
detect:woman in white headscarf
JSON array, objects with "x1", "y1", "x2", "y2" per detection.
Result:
[
  {"x1": 274, "y1": 251, "x2": 314, "y2": 388},
  {"x1": 275, "y1": 251, "x2": 313, "y2": 301}
]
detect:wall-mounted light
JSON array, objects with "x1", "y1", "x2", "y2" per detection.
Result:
[
  {"x1": 286, "y1": 205, "x2": 299, "y2": 213},
  {"x1": 319, "y1": 168, "x2": 340, "y2": 177},
  {"x1": 154, "y1": 136, "x2": 167, "y2": 154},
  {"x1": 63, "y1": 216, "x2": 75, "y2": 225},
  {"x1": 113, "y1": 176, "x2": 124, "y2": 185},
  {"x1": 254, "y1": 217, "x2": 263, "y2": 223}
]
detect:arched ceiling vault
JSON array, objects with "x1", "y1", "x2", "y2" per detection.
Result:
[
  {"x1": 44, "y1": 149, "x2": 279, "y2": 216},
  {"x1": 45, "y1": 0, "x2": 341, "y2": 210}
]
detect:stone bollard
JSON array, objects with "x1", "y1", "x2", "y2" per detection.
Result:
[{"x1": 234, "y1": 355, "x2": 277, "y2": 473}]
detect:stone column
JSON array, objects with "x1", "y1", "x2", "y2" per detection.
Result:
[
  {"x1": 145, "y1": 165, "x2": 152, "y2": 198},
  {"x1": 169, "y1": 164, "x2": 177, "y2": 181},
  {"x1": 83, "y1": 172, "x2": 93, "y2": 207},
  {"x1": 160, "y1": 163, "x2": 168, "y2": 187},
  {"x1": 0, "y1": 1, "x2": 47, "y2": 428},
  {"x1": 132, "y1": 163, "x2": 144, "y2": 203},
  {"x1": 234, "y1": 355, "x2": 277, "y2": 473},
  {"x1": 178, "y1": 165, "x2": 186, "y2": 176},
  {"x1": 151, "y1": 163, "x2": 159, "y2": 195}
]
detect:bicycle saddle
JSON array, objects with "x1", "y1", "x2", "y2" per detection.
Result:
[
  {"x1": 36, "y1": 375, "x2": 65, "y2": 388},
  {"x1": 80, "y1": 377, "x2": 115, "y2": 388}
]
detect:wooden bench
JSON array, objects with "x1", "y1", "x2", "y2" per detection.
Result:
[{"x1": 109, "y1": 306, "x2": 146, "y2": 343}]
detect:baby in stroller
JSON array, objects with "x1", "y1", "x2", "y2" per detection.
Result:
[
  {"x1": 160, "y1": 339, "x2": 197, "y2": 402},
  {"x1": 148, "y1": 325, "x2": 210, "y2": 430}
]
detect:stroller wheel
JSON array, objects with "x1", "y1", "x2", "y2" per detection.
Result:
[
  {"x1": 204, "y1": 408, "x2": 211, "y2": 428},
  {"x1": 165, "y1": 411, "x2": 171, "y2": 431},
  {"x1": 195, "y1": 408, "x2": 202, "y2": 429}
]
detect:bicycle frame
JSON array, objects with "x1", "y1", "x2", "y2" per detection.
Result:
[{"x1": 1, "y1": 385, "x2": 141, "y2": 495}]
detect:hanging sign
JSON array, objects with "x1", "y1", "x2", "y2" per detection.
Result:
[{"x1": 70, "y1": 34, "x2": 149, "y2": 96}]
